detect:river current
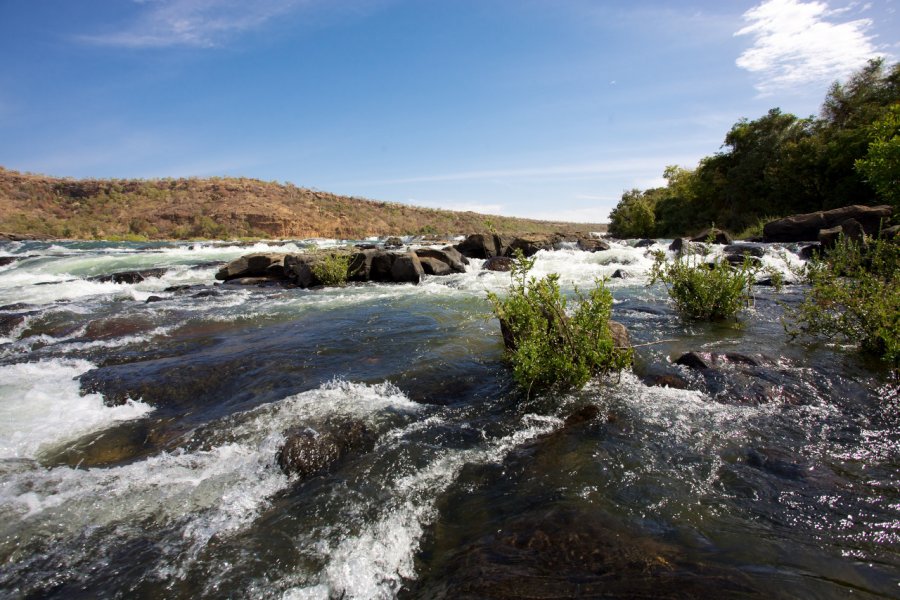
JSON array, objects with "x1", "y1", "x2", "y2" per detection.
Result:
[{"x1": 0, "y1": 238, "x2": 897, "y2": 599}]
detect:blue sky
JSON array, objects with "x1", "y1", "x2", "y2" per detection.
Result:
[{"x1": 0, "y1": 0, "x2": 896, "y2": 222}]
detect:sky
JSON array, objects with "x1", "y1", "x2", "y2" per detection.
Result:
[{"x1": 0, "y1": 0, "x2": 897, "y2": 223}]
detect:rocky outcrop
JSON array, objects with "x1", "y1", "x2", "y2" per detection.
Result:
[
  {"x1": 818, "y1": 217, "x2": 865, "y2": 249},
  {"x1": 763, "y1": 204, "x2": 892, "y2": 243},
  {"x1": 384, "y1": 236, "x2": 403, "y2": 249},
  {"x1": 218, "y1": 247, "x2": 466, "y2": 288},
  {"x1": 454, "y1": 233, "x2": 563, "y2": 260}
]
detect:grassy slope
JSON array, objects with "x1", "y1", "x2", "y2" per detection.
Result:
[{"x1": 0, "y1": 167, "x2": 606, "y2": 240}]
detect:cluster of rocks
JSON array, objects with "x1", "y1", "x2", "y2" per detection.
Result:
[{"x1": 214, "y1": 231, "x2": 612, "y2": 287}]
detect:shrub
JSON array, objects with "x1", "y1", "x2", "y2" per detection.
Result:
[
  {"x1": 649, "y1": 249, "x2": 758, "y2": 320},
  {"x1": 487, "y1": 251, "x2": 632, "y2": 395},
  {"x1": 787, "y1": 235, "x2": 899, "y2": 369},
  {"x1": 311, "y1": 252, "x2": 352, "y2": 286}
]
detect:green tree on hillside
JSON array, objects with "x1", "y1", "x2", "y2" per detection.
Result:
[{"x1": 855, "y1": 103, "x2": 900, "y2": 209}]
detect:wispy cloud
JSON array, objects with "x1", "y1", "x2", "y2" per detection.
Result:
[
  {"x1": 79, "y1": 0, "x2": 307, "y2": 48},
  {"x1": 357, "y1": 157, "x2": 695, "y2": 187},
  {"x1": 735, "y1": 0, "x2": 884, "y2": 94}
]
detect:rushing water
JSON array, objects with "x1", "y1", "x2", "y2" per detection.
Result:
[{"x1": 0, "y1": 238, "x2": 897, "y2": 599}]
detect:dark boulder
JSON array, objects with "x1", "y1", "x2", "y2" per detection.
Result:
[
  {"x1": 798, "y1": 243, "x2": 821, "y2": 260},
  {"x1": 506, "y1": 235, "x2": 554, "y2": 257},
  {"x1": 879, "y1": 224, "x2": 900, "y2": 241},
  {"x1": 818, "y1": 218, "x2": 866, "y2": 249},
  {"x1": 215, "y1": 253, "x2": 287, "y2": 281},
  {"x1": 91, "y1": 267, "x2": 169, "y2": 284},
  {"x1": 723, "y1": 243, "x2": 764, "y2": 257},
  {"x1": 483, "y1": 256, "x2": 514, "y2": 272},
  {"x1": 441, "y1": 245, "x2": 469, "y2": 265},
  {"x1": 611, "y1": 269, "x2": 628, "y2": 279},
  {"x1": 418, "y1": 256, "x2": 453, "y2": 276},
  {"x1": 576, "y1": 237, "x2": 611, "y2": 252},
  {"x1": 276, "y1": 421, "x2": 374, "y2": 479},
  {"x1": 383, "y1": 236, "x2": 403, "y2": 249},
  {"x1": 669, "y1": 237, "x2": 705, "y2": 255},
  {"x1": 455, "y1": 233, "x2": 501, "y2": 259},
  {"x1": 415, "y1": 248, "x2": 467, "y2": 273},
  {"x1": 764, "y1": 204, "x2": 892, "y2": 242},
  {"x1": 724, "y1": 253, "x2": 762, "y2": 267},
  {"x1": 390, "y1": 252, "x2": 425, "y2": 284},
  {"x1": 675, "y1": 352, "x2": 765, "y2": 371},
  {"x1": 691, "y1": 228, "x2": 732, "y2": 244},
  {"x1": 636, "y1": 238, "x2": 656, "y2": 248}
]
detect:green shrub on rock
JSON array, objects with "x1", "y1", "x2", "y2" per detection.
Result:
[
  {"x1": 487, "y1": 251, "x2": 632, "y2": 395},
  {"x1": 649, "y1": 249, "x2": 758, "y2": 321},
  {"x1": 311, "y1": 252, "x2": 352, "y2": 286}
]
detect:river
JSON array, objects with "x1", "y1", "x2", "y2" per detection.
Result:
[{"x1": 0, "y1": 238, "x2": 897, "y2": 599}]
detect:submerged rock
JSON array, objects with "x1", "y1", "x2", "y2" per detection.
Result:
[{"x1": 90, "y1": 267, "x2": 169, "y2": 284}]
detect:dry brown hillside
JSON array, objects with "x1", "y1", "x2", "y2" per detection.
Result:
[{"x1": 0, "y1": 167, "x2": 606, "y2": 240}]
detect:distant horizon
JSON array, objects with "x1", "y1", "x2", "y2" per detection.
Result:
[{"x1": 1, "y1": 1, "x2": 896, "y2": 222}]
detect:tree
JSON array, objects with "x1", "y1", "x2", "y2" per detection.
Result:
[
  {"x1": 608, "y1": 189, "x2": 657, "y2": 238},
  {"x1": 855, "y1": 103, "x2": 900, "y2": 209}
]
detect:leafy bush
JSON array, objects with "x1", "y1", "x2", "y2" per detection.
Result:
[
  {"x1": 649, "y1": 249, "x2": 758, "y2": 320},
  {"x1": 487, "y1": 251, "x2": 632, "y2": 395},
  {"x1": 787, "y1": 235, "x2": 899, "y2": 369},
  {"x1": 311, "y1": 252, "x2": 352, "y2": 285}
]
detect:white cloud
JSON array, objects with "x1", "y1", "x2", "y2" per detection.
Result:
[
  {"x1": 80, "y1": 0, "x2": 306, "y2": 48},
  {"x1": 735, "y1": 0, "x2": 883, "y2": 94}
]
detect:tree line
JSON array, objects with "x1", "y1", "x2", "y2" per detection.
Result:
[{"x1": 609, "y1": 59, "x2": 900, "y2": 239}]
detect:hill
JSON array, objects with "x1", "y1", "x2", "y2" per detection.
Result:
[{"x1": 0, "y1": 167, "x2": 605, "y2": 240}]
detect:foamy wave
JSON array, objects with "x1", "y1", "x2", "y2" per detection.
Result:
[{"x1": 0, "y1": 359, "x2": 153, "y2": 460}]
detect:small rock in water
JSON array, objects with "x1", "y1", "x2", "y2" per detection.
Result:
[
  {"x1": 276, "y1": 420, "x2": 375, "y2": 479},
  {"x1": 611, "y1": 269, "x2": 628, "y2": 279},
  {"x1": 483, "y1": 256, "x2": 514, "y2": 272},
  {"x1": 145, "y1": 296, "x2": 164, "y2": 304},
  {"x1": 635, "y1": 238, "x2": 656, "y2": 248},
  {"x1": 383, "y1": 236, "x2": 403, "y2": 249}
]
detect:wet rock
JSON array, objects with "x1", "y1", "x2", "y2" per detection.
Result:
[
  {"x1": 384, "y1": 236, "x2": 403, "y2": 249},
  {"x1": 483, "y1": 256, "x2": 514, "y2": 272},
  {"x1": 455, "y1": 233, "x2": 501, "y2": 259},
  {"x1": 145, "y1": 296, "x2": 164, "y2": 304},
  {"x1": 84, "y1": 315, "x2": 155, "y2": 340},
  {"x1": 412, "y1": 507, "x2": 759, "y2": 600},
  {"x1": 164, "y1": 284, "x2": 194, "y2": 293},
  {"x1": 276, "y1": 421, "x2": 374, "y2": 478},
  {"x1": 192, "y1": 289, "x2": 222, "y2": 299},
  {"x1": 415, "y1": 248, "x2": 467, "y2": 273},
  {"x1": 563, "y1": 404, "x2": 600, "y2": 428},
  {"x1": 215, "y1": 253, "x2": 288, "y2": 281},
  {"x1": 223, "y1": 276, "x2": 283, "y2": 286},
  {"x1": 611, "y1": 268, "x2": 628, "y2": 278},
  {"x1": 724, "y1": 253, "x2": 762, "y2": 267},
  {"x1": 675, "y1": 351, "x2": 712, "y2": 371},
  {"x1": 0, "y1": 313, "x2": 27, "y2": 336},
  {"x1": 354, "y1": 242, "x2": 378, "y2": 250},
  {"x1": 746, "y1": 447, "x2": 806, "y2": 480},
  {"x1": 635, "y1": 238, "x2": 656, "y2": 247},
  {"x1": 723, "y1": 243, "x2": 764, "y2": 257},
  {"x1": 764, "y1": 204, "x2": 892, "y2": 242},
  {"x1": 798, "y1": 243, "x2": 821, "y2": 260},
  {"x1": 691, "y1": 227, "x2": 732, "y2": 244},
  {"x1": 576, "y1": 237, "x2": 610, "y2": 252},
  {"x1": 440, "y1": 245, "x2": 469, "y2": 265},
  {"x1": 0, "y1": 256, "x2": 20, "y2": 267},
  {"x1": 675, "y1": 351, "x2": 765, "y2": 371},
  {"x1": 506, "y1": 235, "x2": 554, "y2": 257},
  {"x1": 391, "y1": 252, "x2": 425, "y2": 284},
  {"x1": 418, "y1": 256, "x2": 454, "y2": 276},
  {"x1": 669, "y1": 237, "x2": 705, "y2": 255},
  {"x1": 90, "y1": 267, "x2": 169, "y2": 284},
  {"x1": 879, "y1": 224, "x2": 900, "y2": 241}
]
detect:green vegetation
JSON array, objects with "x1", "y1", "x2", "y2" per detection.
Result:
[
  {"x1": 0, "y1": 168, "x2": 605, "y2": 241},
  {"x1": 311, "y1": 252, "x2": 352, "y2": 286},
  {"x1": 487, "y1": 251, "x2": 632, "y2": 395},
  {"x1": 649, "y1": 249, "x2": 758, "y2": 321},
  {"x1": 855, "y1": 103, "x2": 900, "y2": 209},
  {"x1": 787, "y1": 235, "x2": 899, "y2": 370},
  {"x1": 608, "y1": 59, "x2": 900, "y2": 238}
]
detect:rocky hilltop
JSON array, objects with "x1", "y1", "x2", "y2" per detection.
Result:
[{"x1": 0, "y1": 167, "x2": 605, "y2": 240}]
